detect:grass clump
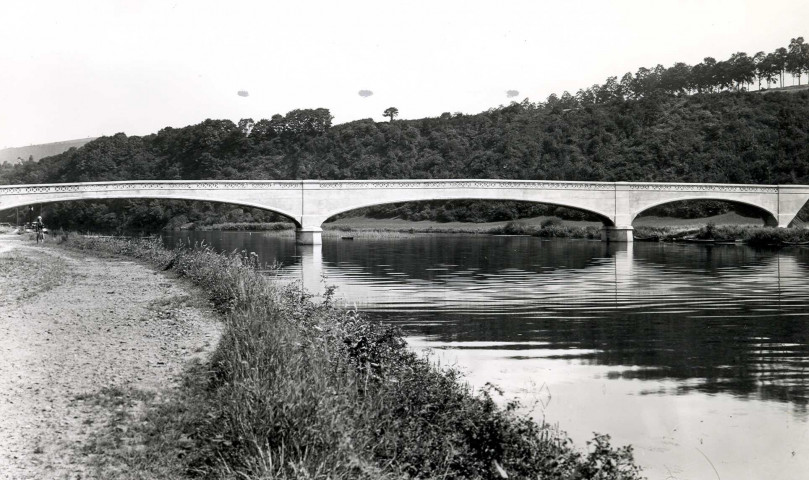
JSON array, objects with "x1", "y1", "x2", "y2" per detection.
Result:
[
  {"x1": 700, "y1": 224, "x2": 809, "y2": 245},
  {"x1": 638, "y1": 224, "x2": 809, "y2": 246},
  {"x1": 61, "y1": 235, "x2": 643, "y2": 479},
  {"x1": 490, "y1": 221, "x2": 601, "y2": 239},
  {"x1": 634, "y1": 224, "x2": 809, "y2": 247},
  {"x1": 324, "y1": 224, "x2": 490, "y2": 236},
  {"x1": 190, "y1": 222, "x2": 294, "y2": 232}
]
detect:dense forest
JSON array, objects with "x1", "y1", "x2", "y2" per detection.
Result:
[{"x1": 2, "y1": 37, "x2": 809, "y2": 231}]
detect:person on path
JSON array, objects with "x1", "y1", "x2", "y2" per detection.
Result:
[{"x1": 33, "y1": 215, "x2": 45, "y2": 242}]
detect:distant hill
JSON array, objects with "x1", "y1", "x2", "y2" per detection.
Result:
[{"x1": 0, "y1": 138, "x2": 97, "y2": 165}]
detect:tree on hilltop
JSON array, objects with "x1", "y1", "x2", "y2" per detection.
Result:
[
  {"x1": 383, "y1": 107, "x2": 399, "y2": 122},
  {"x1": 774, "y1": 47, "x2": 789, "y2": 87},
  {"x1": 787, "y1": 37, "x2": 809, "y2": 85}
]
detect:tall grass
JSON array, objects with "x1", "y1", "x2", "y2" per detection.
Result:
[
  {"x1": 62, "y1": 235, "x2": 643, "y2": 479},
  {"x1": 489, "y1": 221, "x2": 601, "y2": 239},
  {"x1": 189, "y1": 222, "x2": 294, "y2": 232},
  {"x1": 324, "y1": 224, "x2": 491, "y2": 235},
  {"x1": 635, "y1": 224, "x2": 809, "y2": 246}
]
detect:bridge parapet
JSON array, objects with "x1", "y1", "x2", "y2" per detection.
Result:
[
  {"x1": 624, "y1": 183, "x2": 778, "y2": 192},
  {"x1": 315, "y1": 179, "x2": 612, "y2": 190}
]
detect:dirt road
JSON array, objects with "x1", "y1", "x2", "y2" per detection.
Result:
[{"x1": 0, "y1": 234, "x2": 221, "y2": 479}]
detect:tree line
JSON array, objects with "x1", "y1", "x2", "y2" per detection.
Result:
[{"x1": 553, "y1": 36, "x2": 809, "y2": 109}]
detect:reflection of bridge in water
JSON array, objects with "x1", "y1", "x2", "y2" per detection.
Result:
[
  {"x1": 298, "y1": 242, "x2": 808, "y2": 308},
  {"x1": 3, "y1": 180, "x2": 809, "y2": 243},
  {"x1": 296, "y1": 240, "x2": 809, "y2": 408}
]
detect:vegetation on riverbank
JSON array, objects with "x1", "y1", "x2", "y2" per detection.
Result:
[
  {"x1": 488, "y1": 220, "x2": 602, "y2": 239},
  {"x1": 58, "y1": 235, "x2": 643, "y2": 479},
  {"x1": 634, "y1": 224, "x2": 809, "y2": 246},
  {"x1": 482, "y1": 222, "x2": 809, "y2": 246},
  {"x1": 189, "y1": 221, "x2": 293, "y2": 232}
]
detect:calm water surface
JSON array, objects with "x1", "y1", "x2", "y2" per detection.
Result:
[{"x1": 165, "y1": 232, "x2": 809, "y2": 479}]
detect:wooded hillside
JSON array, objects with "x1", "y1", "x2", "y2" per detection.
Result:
[{"x1": 3, "y1": 90, "x2": 808, "y2": 186}]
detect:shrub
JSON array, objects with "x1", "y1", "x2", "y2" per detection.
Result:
[{"x1": 541, "y1": 217, "x2": 564, "y2": 228}]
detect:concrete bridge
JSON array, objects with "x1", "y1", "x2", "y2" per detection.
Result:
[{"x1": 1, "y1": 179, "x2": 808, "y2": 243}]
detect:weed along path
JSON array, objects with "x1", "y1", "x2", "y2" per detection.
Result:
[{"x1": 0, "y1": 234, "x2": 221, "y2": 479}]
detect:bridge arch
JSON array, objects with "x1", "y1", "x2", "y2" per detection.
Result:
[
  {"x1": 320, "y1": 197, "x2": 615, "y2": 227},
  {"x1": 0, "y1": 194, "x2": 303, "y2": 228},
  {"x1": 631, "y1": 197, "x2": 779, "y2": 226}
]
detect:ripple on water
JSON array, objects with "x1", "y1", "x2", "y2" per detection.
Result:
[{"x1": 163, "y1": 233, "x2": 809, "y2": 479}]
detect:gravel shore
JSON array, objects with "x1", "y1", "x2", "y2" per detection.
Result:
[{"x1": 0, "y1": 234, "x2": 221, "y2": 479}]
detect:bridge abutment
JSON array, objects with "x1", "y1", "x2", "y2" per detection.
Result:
[{"x1": 601, "y1": 226, "x2": 634, "y2": 243}]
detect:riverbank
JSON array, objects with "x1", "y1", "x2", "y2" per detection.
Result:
[
  {"x1": 168, "y1": 212, "x2": 781, "y2": 241},
  {"x1": 0, "y1": 233, "x2": 221, "y2": 478},
  {"x1": 41, "y1": 233, "x2": 644, "y2": 479},
  {"x1": 633, "y1": 224, "x2": 809, "y2": 246}
]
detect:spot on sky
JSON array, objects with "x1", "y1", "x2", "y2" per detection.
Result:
[
  {"x1": 358, "y1": 89, "x2": 373, "y2": 98},
  {"x1": 506, "y1": 90, "x2": 519, "y2": 98},
  {"x1": 237, "y1": 90, "x2": 249, "y2": 97}
]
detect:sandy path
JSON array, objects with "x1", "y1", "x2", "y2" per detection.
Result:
[{"x1": 0, "y1": 234, "x2": 221, "y2": 479}]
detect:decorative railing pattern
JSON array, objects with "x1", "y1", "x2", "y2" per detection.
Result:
[
  {"x1": 317, "y1": 180, "x2": 610, "y2": 190},
  {"x1": 0, "y1": 181, "x2": 301, "y2": 195},
  {"x1": 626, "y1": 183, "x2": 778, "y2": 193},
  {"x1": 0, "y1": 180, "x2": 791, "y2": 195}
]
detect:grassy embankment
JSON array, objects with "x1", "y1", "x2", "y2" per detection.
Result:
[
  {"x1": 59, "y1": 235, "x2": 643, "y2": 479},
  {"x1": 483, "y1": 213, "x2": 809, "y2": 246},
  {"x1": 493, "y1": 221, "x2": 809, "y2": 246},
  {"x1": 323, "y1": 215, "x2": 603, "y2": 239},
  {"x1": 634, "y1": 224, "x2": 809, "y2": 246}
]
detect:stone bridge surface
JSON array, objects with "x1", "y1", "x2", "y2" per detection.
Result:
[{"x1": 2, "y1": 179, "x2": 808, "y2": 243}]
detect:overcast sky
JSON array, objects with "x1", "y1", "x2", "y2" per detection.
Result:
[{"x1": 2, "y1": 0, "x2": 808, "y2": 148}]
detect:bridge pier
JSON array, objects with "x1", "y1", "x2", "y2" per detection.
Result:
[
  {"x1": 296, "y1": 227, "x2": 322, "y2": 245},
  {"x1": 601, "y1": 226, "x2": 634, "y2": 243}
]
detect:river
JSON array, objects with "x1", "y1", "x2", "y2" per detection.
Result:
[{"x1": 164, "y1": 231, "x2": 809, "y2": 480}]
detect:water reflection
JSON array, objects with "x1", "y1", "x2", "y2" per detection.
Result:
[{"x1": 163, "y1": 232, "x2": 809, "y2": 477}]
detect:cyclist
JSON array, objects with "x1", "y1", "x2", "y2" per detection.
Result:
[{"x1": 34, "y1": 215, "x2": 45, "y2": 243}]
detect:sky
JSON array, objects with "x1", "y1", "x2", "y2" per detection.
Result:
[{"x1": 1, "y1": 0, "x2": 808, "y2": 148}]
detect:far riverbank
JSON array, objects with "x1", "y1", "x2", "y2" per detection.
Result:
[
  {"x1": 188, "y1": 212, "x2": 807, "y2": 246},
  {"x1": 174, "y1": 209, "x2": 780, "y2": 236}
]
